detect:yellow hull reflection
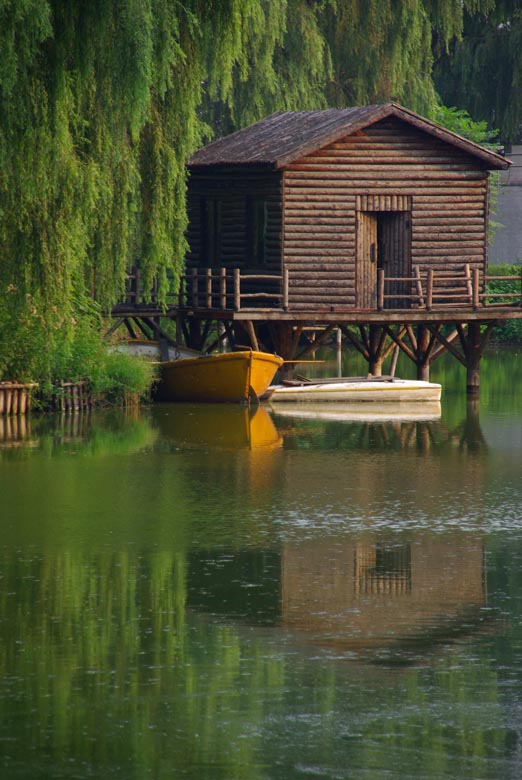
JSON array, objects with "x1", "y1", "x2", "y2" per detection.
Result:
[
  {"x1": 157, "y1": 350, "x2": 283, "y2": 403},
  {"x1": 155, "y1": 403, "x2": 282, "y2": 450}
]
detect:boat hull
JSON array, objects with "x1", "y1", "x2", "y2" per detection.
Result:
[
  {"x1": 157, "y1": 350, "x2": 284, "y2": 403},
  {"x1": 266, "y1": 378, "x2": 441, "y2": 403}
]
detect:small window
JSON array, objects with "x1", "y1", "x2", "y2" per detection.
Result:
[
  {"x1": 200, "y1": 197, "x2": 221, "y2": 266},
  {"x1": 247, "y1": 198, "x2": 268, "y2": 265}
]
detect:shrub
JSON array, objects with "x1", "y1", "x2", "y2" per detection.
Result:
[
  {"x1": 487, "y1": 264, "x2": 522, "y2": 344},
  {"x1": 0, "y1": 287, "x2": 157, "y2": 406},
  {"x1": 90, "y1": 351, "x2": 158, "y2": 407}
]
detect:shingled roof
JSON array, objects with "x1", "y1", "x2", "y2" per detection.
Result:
[{"x1": 189, "y1": 102, "x2": 510, "y2": 171}]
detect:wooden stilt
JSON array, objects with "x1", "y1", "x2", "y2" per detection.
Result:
[
  {"x1": 461, "y1": 321, "x2": 492, "y2": 396},
  {"x1": 416, "y1": 324, "x2": 431, "y2": 381},
  {"x1": 269, "y1": 323, "x2": 304, "y2": 379},
  {"x1": 124, "y1": 318, "x2": 138, "y2": 339},
  {"x1": 368, "y1": 325, "x2": 387, "y2": 376},
  {"x1": 245, "y1": 320, "x2": 259, "y2": 351}
]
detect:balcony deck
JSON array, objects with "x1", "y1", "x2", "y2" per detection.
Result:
[{"x1": 110, "y1": 265, "x2": 522, "y2": 394}]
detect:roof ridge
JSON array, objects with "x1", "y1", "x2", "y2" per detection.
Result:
[{"x1": 188, "y1": 104, "x2": 509, "y2": 171}]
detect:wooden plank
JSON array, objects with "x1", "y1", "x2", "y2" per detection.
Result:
[
  {"x1": 286, "y1": 165, "x2": 483, "y2": 177},
  {"x1": 284, "y1": 187, "x2": 486, "y2": 201}
]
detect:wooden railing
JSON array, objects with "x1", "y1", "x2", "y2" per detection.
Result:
[
  {"x1": 124, "y1": 266, "x2": 289, "y2": 311},
  {"x1": 122, "y1": 264, "x2": 521, "y2": 313},
  {"x1": 377, "y1": 265, "x2": 522, "y2": 311}
]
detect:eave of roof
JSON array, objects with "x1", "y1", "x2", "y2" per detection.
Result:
[{"x1": 188, "y1": 103, "x2": 510, "y2": 171}]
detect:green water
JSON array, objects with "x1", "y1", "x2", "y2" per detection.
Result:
[{"x1": 1, "y1": 348, "x2": 522, "y2": 779}]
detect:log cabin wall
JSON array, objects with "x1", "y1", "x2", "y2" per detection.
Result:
[
  {"x1": 185, "y1": 169, "x2": 283, "y2": 303},
  {"x1": 282, "y1": 117, "x2": 490, "y2": 311}
]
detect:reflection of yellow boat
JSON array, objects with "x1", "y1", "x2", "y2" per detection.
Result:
[
  {"x1": 156, "y1": 350, "x2": 284, "y2": 403},
  {"x1": 154, "y1": 403, "x2": 282, "y2": 450}
]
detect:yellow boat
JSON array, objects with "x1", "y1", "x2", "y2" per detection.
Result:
[{"x1": 156, "y1": 350, "x2": 284, "y2": 403}]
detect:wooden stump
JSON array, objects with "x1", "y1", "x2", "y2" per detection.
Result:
[{"x1": 0, "y1": 383, "x2": 38, "y2": 416}]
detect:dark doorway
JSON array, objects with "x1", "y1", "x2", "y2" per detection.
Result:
[
  {"x1": 356, "y1": 209, "x2": 412, "y2": 309},
  {"x1": 377, "y1": 211, "x2": 412, "y2": 308}
]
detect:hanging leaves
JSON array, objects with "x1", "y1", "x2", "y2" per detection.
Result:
[
  {"x1": 434, "y1": 2, "x2": 522, "y2": 144},
  {"x1": 0, "y1": 0, "x2": 517, "y2": 383}
]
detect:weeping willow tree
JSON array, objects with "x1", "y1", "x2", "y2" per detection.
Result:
[
  {"x1": 202, "y1": 0, "x2": 496, "y2": 133},
  {"x1": 0, "y1": 1, "x2": 252, "y2": 380},
  {"x1": 434, "y1": 1, "x2": 522, "y2": 145},
  {"x1": 0, "y1": 0, "x2": 506, "y2": 381},
  {"x1": 201, "y1": 0, "x2": 333, "y2": 135}
]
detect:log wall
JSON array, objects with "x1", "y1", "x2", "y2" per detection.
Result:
[
  {"x1": 283, "y1": 117, "x2": 489, "y2": 310},
  {"x1": 186, "y1": 170, "x2": 283, "y2": 302}
]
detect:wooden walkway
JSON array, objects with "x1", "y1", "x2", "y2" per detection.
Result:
[{"x1": 110, "y1": 265, "x2": 522, "y2": 394}]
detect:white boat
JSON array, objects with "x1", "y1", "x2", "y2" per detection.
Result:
[{"x1": 264, "y1": 375, "x2": 441, "y2": 403}]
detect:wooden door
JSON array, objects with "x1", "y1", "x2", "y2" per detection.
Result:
[{"x1": 356, "y1": 211, "x2": 378, "y2": 309}]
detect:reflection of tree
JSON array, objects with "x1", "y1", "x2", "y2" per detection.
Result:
[
  {"x1": 0, "y1": 409, "x2": 157, "y2": 460},
  {"x1": 0, "y1": 544, "x2": 513, "y2": 779}
]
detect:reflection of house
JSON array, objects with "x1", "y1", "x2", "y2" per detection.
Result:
[
  {"x1": 186, "y1": 535, "x2": 486, "y2": 653},
  {"x1": 281, "y1": 537, "x2": 485, "y2": 649}
]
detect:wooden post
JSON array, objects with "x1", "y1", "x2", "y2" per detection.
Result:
[
  {"x1": 11, "y1": 387, "x2": 19, "y2": 416},
  {"x1": 368, "y1": 325, "x2": 386, "y2": 376},
  {"x1": 245, "y1": 321, "x2": 259, "y2": 351},
  {"x1": 389, "y1": 344, "x2": 399, "y2": 377},
  {"x1": 191, "y1": 268, "x2": 199, "y2": 308},
  {"x1": 465, "y1": 322, "x2": 482, "y2": 395},
  {"x1": 206, "y1": 268, "x2": 213, "y2": 308},
  {"x1": 416, "y1": 324, "x2": 430, "y2": 381},
  {"x1": 426, "y1": 269, "x2": 434, "y2": 311},
  {"x1": 220, "y1": 267, "x2": 227, "y2": 308},
  {"x1": 413, "y1": 265, "x2": 424, "y2": 307},
  {"x1": 178, "y1": 275, "x2": 184, "y2": 307},
  {"x1": 472, "y1": 267, "x2": 480, "y2": 309},
  {"x1": 283, "y1": 268, "x2": 289, "y2": 310},
  {"x1": 336, "y1": 327, "x2": 343, "y2": 377},
  {"x1": 377, "y1": 268, "x2": 385, "y2": 311},
  {"x1": 454, "y1": 321, "x2": 494, "y2": 396},
  {"x1": 270, "y1": 322, "x2": 304, "y2": 380},
  {"x1": 234, "y1": 268, "x2": 241, "y2": 311}
]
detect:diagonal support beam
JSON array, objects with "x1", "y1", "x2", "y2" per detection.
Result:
[
  {"x1": 339, "y1": 325, "x2": 369, "y2": 361},
  {"x1": 295, "y1": 324, "x2": 337, "y2": 361}
]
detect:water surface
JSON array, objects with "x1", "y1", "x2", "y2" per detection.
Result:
[{"x1": 1, "y1": 349, "x2": 522, "y2": 779}]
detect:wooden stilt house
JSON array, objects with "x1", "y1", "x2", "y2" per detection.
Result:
[{"x1": 185, "y1": 103, "x2": 509, "y2": 312}]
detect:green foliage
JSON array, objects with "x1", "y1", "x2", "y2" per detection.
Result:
[
  {"x1": 321, "y1": 0, "x2": 436, "y2": 112},
  {"x1": 1, "y1": 0, "x2": 517, "y2": 387},
  {"x1": 90, "y1": 351, "x2": 157, "y2": 405},
  {"x1": 434, "y1": 3, "x2": 522, "y2": 144},
  {"x1": 202, "y1": 0, "x2": 495, "y2": 132},
  {"x1": 0, "y1": 282, "x2": 156, "y2": 403},
  {"x1": 427, "y1": 104, "x2": 499, "y2": 145},
  {"x1": 0, "y1": 1, "x2": 237, "y2": 384},
  {"x1": 487, "y1": 264, "x2": 522, "y2": 344}
]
